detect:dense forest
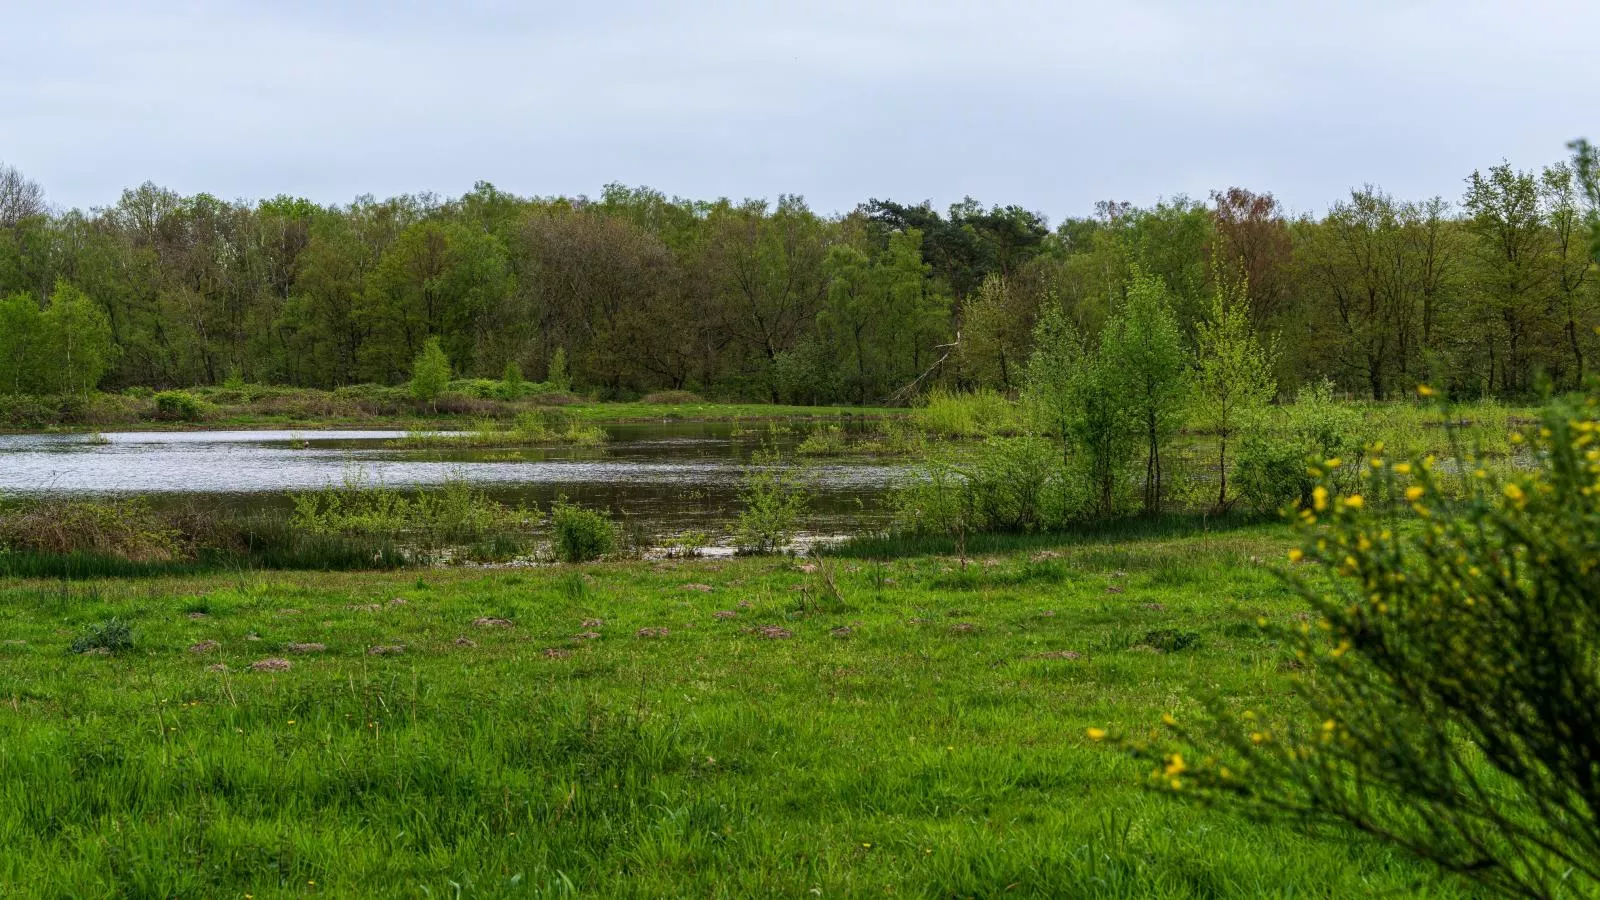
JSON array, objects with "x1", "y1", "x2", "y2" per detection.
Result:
[{"x1": 1, "y1": 146, "x2": 1597, "y2": 403}]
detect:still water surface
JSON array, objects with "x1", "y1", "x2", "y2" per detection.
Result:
[{"x1": 0, "y1": 423, "x2": 903, "y2": 545}]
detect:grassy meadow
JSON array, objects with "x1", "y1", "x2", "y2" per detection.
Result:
[{"x1": 0, "y1": 524, "x2": 1477, "y2": 898}]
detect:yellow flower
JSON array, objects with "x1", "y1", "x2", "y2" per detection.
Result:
[
  {"x1": 1342, "y1": 494, "x2": 1364, "y2": 510},
  {"x1": 1393, "y1": 462, "x2": 1412, "y2": 475},
  {"x1": 1287, "y1": 548, "x2": 1304, "y2": 563},
  {"x1": 1325, "y1": 457, "x2": 1342, "y2": 469},
  {"x1": 287, "y1": 720, "x2": 296, "y2": 725},
  {"x1": 1417, "y1": 384, "x2": 1436, "y2": 398},
  {"x1": 1405, "y1": 486, "x2": 1425, "y2": 502},
  {"x1": 1162, "y1": 712, "x2": 1178, "y2": 727},
  {"x1": 1504, "y1": 483, "x2": 1525, "y2": 503},
  {"x1": 1085, "y1": 727, "x2": 1107, "y2": 741},
  {"x1": 1312, "y1": 486, "x2": 1329, "y2": 512},
  {"x1": 1164, "y1": 753, "x2": 1187, "y2": 776}
]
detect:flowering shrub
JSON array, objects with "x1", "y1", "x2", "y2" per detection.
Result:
[{"x1": 1099, "y1": 389, "x2": 1600, "y2": 898}]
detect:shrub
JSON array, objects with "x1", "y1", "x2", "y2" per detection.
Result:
[
  {"x1": 502, "y1": 361, "x2": 525, "y2": 399},
  {"x1": 152, "y1": 390, "x2": 205, "y2": 422},
  {"x1": 889, "y1": 438, "x2": 1085, "y2": 536},
  {"x1": 546, "y1": 348, "x2": 571, "y2": 392},
  {"x1": 550, "y1": 499, "x2": 617, "y2": 562},
  {"x1": 1233, "y1": 429, "x2": 1311, "y2": 515},
  {"x1": 734, "y1": 441, "x2": 809, "y2": 554},
  {"x1": 410, "y1": 338, "x2": 452, "y2": 403},
  {"x1": 1116, "y1": 390, "x2": 1600, "y2": 899},
  {"x1": 911, "y1": 388, "x2": 1017, "y2": 438},
  {"x1": 795, "y1": 425, "x2": 849, "y2": 456},
  {"x1": 0, "y1": 394, "x2": 58, "y2": 427},
  {"x1": 69, "y1": 617, "x2": 134, "y2": 655},
  {"x1": 0, "y1": 499, "x2": 180, "y2": 561},
  {"x1": 968, "y1": 435, "x2": 1080, "y2": 531},
  {"x1": 446, "y1": 378, "x2": 503, "y2": 400},
  {"x1": 289, "y1": 473, "x2": 532, "y2": 566}
]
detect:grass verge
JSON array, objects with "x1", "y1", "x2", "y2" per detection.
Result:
[{"x1": 0, "y1": 525, "x2": 1470, "y2": 897}]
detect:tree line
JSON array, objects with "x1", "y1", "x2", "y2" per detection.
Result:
[{"x1": 0, "y1": 143, "x2": 1596, "y2": 402}]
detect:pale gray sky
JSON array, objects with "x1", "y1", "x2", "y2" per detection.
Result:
[{"x1": 2, "y1": 0, "x2": 1595, "y2": 222}]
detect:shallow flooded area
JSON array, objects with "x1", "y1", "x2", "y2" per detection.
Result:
[{"x1": 0, "y1": 422, "x2": 903, "y2": 549}]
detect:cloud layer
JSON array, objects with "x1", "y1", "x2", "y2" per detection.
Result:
[{"x1": 4, "y1": 0, "x2": 1595, "y2": 221}]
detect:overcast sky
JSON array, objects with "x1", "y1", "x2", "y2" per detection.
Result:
[{"x1": 3, "y1": 0, "x2": 1595, "y2": 223}]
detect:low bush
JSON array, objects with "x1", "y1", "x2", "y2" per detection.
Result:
[
  {"x1": 0, "y1": 499, "x2": 180, "y2": 561},
  {"x1": 1233, "y1": 430, "x2": 1311, "y2": 515},
  {"x1": 550, "y1": 499, "x2": 618, "y2": 562},
  {"x1": 890, "y1": 437, "x2": 1087, "y2": 536},
  {"x1": 152, "y1": 390, "x2": 206, "y2": 422},
  {"x1": 795, "y1": 425, "x2": 849, "y2": 456},
  {"x1": 735, "y1": 442, "x2": 809, "y2": 554},
  {"x1": 911, "y1": 388, "x2": 1020, "y2": 438},
  {"x1": 0, "y1": 394, "x2": 61, "y2": 428},
  {"x1": 290, "y1": 473, "x2": 529, "y2": 543},
  {"x1": 69, "y1": 617, "x2": 134, "y2": 655},
  {"x1": 1119, "y1": 390, "x2": 1600, "y2": 898}
]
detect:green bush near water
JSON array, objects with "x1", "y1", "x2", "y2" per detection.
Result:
[
  {"x1": 152, "y1": 390, "x2": 206, "y2": 422},
  {"x1": 549, "y1": 499, "x2": 618, "y2": 562},
  {"x1": 734, "y1": 441, "x2": 809, "y2": 553}
]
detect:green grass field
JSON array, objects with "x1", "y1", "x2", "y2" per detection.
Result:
[{"x1": 0, "y1": 525, "x2": 1476, "y2": 897}]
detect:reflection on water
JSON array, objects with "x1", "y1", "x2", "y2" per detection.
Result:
[{"x1": 0, "y1": 423, "x2": 903, "y2": 543}]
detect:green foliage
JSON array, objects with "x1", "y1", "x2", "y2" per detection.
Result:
[
  {"x1": 152, "y1": 389, "x2": 206, "y2": 422},
  {"x1": 1193, "y1": 269, "x2": 1277, "y2": 510},
  {"x1": 290, "y1": 473, "x2": 531, "y2": 564},
  {"x1": 820, "y1": 229, "x2": 947, "y2": 404},
  {"x1": 549, "y1": 498, "x2": 617, "y2": 562},
  {"x1": 773, "y1": 337, "x2": 842, "y2": 406},
  {"x1": 68, "y1": 617, "x2": 134, "y2": 655},
  {"x1": 409, "y1": 337, "x2": 452, "y2": 403},
  {"x1": 546, "y1": 347, "x2": 570, "y2": 392},
  {"x1": 1, "y1": 146, "x2": 1598, "y2": 406},
  {"x1": 890, "y1": 437, "x2": 1085, "y2": 535},
  {"x1": 734, "y1": 440, "x2": 809, "y2": 554},
  {"x1": 502, "y1": 360, "x2": 524, "y2": 398},
  {"x1": 1232, "y1": 430, "x2": 1310, "y2": 515},
  {"x1": 911, "y1": 388, "x2": 1017, "y2": 438},
  {"x1": 1235, "y1": 380, "x2": 1368, "y2": 515},
  {"x1": 0, "y1": 499, "x2": 179, "y2": 561},
  {"x1": 1126, "y1": 392, "x2": 1600, "y2": 898},
  {"x1": 1025, "y1": 304, "x2": 1137, "y2": 518},
  {"x1": 795, "y1": 424, "x2": 849, "y2": 456},
  {"x1": 1102, "y1": 270, "x2": 1189, "y2": 515},
  {"x1": 0, "y1": 282, "x2": 116, "y2": 395},
  {"x1": 1572, "y1": 138, "x2": 1600, "y2": 263}
]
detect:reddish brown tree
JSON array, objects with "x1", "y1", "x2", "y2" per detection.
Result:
[{"x1": 1210, "y1": 187, "x2": 1295, "y2": 328}]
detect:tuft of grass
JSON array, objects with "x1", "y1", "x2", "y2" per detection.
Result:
[
  {"x1": 910, "y1": 388, "x2": 1021, "y2": 438},
  {"x1": 68, "y1": 617, "x2": 134, "y2": 654}
]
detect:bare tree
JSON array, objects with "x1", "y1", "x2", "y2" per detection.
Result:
[{"x1": 0, "y1": 163, "x2": 46, "y2": 227}]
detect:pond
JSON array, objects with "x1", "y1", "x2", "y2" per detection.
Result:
[{"x1": 0, "y1": 423, "x2": 906, "y2": 552}]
